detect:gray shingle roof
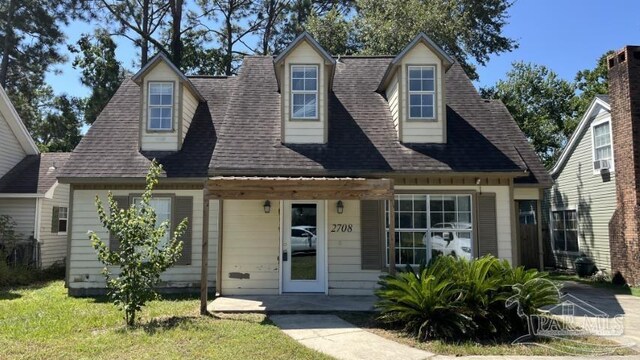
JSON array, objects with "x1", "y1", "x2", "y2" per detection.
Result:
[
  {"x1": 0, "y1": 152, "x2": 71, "y2": 194},
  {"x1": 59, "y1": 55, "x2": 550, "y2": 186}
]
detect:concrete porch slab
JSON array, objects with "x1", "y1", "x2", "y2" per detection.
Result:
[{"x1": 208, "y1": 295, "x2": 378, "y2": 314}]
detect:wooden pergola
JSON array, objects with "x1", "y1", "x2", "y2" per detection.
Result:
[{"x1": 199, "y1": 176, "x2": 396, "y2": 314}]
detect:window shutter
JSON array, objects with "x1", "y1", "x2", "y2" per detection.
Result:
[
  {"x1": 477, "y1": 193, "x2": 498, "y2": 257},
  {"x1": 109, "y1": 196, "x2": 130, "y2": 252},
  {"x1": 173, "y1": 196, "x2": 193, "y2": 265},
  {"x1": 361, "y1": 200, "x2": 385, "y2": 270},
  {"x1": 51, "y1": 206, "x2": 60, "y2": 233}
]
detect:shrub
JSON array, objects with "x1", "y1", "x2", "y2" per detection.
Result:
[
  {"x1": 90, "y1": 160, "x2": 187, "y2": 326},
  {"x1": 375, "y1": 255, "x2": 559, "y2": 342}
]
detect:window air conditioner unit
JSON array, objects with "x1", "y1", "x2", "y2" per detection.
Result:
[{"x1": 594, "y1": 159, "x2": 610, "y2": 171}]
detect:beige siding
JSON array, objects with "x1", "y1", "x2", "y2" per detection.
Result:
[
  {"x1": 221, "y1": 200, "x2": 281, "y2": 295},
  {"x1": 399, "y1": 42, "x2": 446, "y2": 144},
  {"x1": 0, "y1": 111, "x2": 26, "y2": 177},
  {"x1": 396, "y1": 185, "x2": 514, "y2": 264},
  {"x1": 0, "y1": 198, "x2": 36, "y2": 239},
  {"x1": 327, "y1": 200, "x2": 381, "y2": 295},
  {"x1": 545, "y1": 111, "x2": 615, "y2": 271},
  {"x1": 385, "y1": 73, "x2": 400, "y2": 138},
  {"x1": 514, "y1": 187, "x2": 540, "y2": 200},
  {"x1": 181, "y1": 84, "x2": 198, "y2": 146},
  {"x1": 283, "y1": 41, "x2": 326, "y2": 144},
  {"x1": 68, "y1": 189, "x2": 218, "y2": 290},
  {"x1": 140, "y1": 62, "x2": 180, "y2": 151},
  {"x1": 39, "y1": 182, "x2": 70, "y2": 267}
]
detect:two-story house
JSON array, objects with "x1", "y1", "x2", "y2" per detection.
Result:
[
  {"x1": 543, "y1": 96, "x2": 614, "y2": 272},
  {"x1": 59, "y1": 33, "x2": 551, "y2": 298},
  {"x1": 0, "y1": 85, "x2": 71, "y2": 268}
]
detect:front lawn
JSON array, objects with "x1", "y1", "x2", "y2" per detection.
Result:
[{"x1": 0, "y1": 281, "x2": 329, "y2": 359}]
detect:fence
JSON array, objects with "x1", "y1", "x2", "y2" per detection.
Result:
[{"x1": 1, "y1": 236, "x2": 40, "y2": 268}]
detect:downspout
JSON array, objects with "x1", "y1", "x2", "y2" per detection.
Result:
[{"x1": 33, "y1": 197, "x2": 42, "y2": 268}]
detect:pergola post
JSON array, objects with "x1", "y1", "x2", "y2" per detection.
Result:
[
  {"x1": 388, "y1": 197, "x2": 396, "y2": 275},
  {"x1": 200, "y1": 190, "x2": 210, "y2": 315}
]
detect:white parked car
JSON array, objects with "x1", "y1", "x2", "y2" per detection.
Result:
[
  {"x1": 290, "y1": 226, "x2": 317, "y2": 253},
  {"x1": 425, "y1": 222, "x2": 472, "y2": 259}
]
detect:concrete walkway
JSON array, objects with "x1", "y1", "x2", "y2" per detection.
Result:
[
  {"x1": 559, "y1": 281, "x2": 640, "y2": 351},
  {"x1": 270, "y1": 314, "x2": 433, "y2": 360},
  {"x1": 209, "y1": 295, "x2": 377, "y2": 313}
]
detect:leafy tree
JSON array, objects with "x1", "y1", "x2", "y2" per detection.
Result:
[
  {"x1": 0, "y1": 0, "x2": 89, "y2": 136},
  {"x1": 305, "y1": 7, "x2": 357, "y2": 55},
  {"x1": 194, "y1": 0, "x2": 264, "y2": 75},
  {"x1": 481, "y1": 62, "x2": 577, "y2": 168},
  {"x1": 574, "y1": 50, "x2": 614, "y2": 116},
  {"x1": 35, "y1": 95, "x2": 83, "y2": 152},
  {"x1": 99, "y1": 0, "x2": 171, "y2": 66},
  {"x1": 354, "y1": 0, "x2": 517, "y2": 80},
  {"x1": 253, "y1": 0, "x2": 289, "y2": 55},
  {"x1": 90, "y1": 161, "x2": 188, "y2": 326},
  {"x1": 69, "y1": 30, "x2": 128, "y2": 125}
]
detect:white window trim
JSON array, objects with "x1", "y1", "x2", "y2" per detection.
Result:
[
  {"x1": 385, "y1": 194, "x2": 474, "y2": 266},
  {"x1": 407, "y1": 65, "x2": 437, "y2": 121},
  {"x1": 57, "y1": 206, "x2": 68, "y2": 235},
  {"x1": 290, "y1": 65, "x2": 319, "y2": 120},
  {"x1": 549, "y1": 207, "x2": 580, "y2": 254},
  {"x1": 147, "y1": 82, "x2": 174, "y2": 131},
  {"x1": 590, "y1": 117, "x2": 614, "y2": 174}
]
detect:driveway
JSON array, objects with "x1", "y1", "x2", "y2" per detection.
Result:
[{"x1": 559, "y1": 281, "x2": 640, "y2": 350}]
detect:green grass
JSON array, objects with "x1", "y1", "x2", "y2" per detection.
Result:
[
  {"x1": 338, "y1": 312, "x2": 636, "y2": 356},
  {"x1": 291, "y1": 253, "x2": 317, "y2": 280},
  {"x1": 0, "y1": 281, "x2": 330, "y2": 360},
  {"x1": 548, "y1": 273, "x2": 640, "y2": 297}
]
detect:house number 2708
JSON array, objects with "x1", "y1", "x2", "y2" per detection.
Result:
[{"x1": 331, "y1": 224, "x2": 353, "y2": 232}]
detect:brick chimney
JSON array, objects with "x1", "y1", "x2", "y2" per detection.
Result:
[{"x1": 608, "y1": 46, "x2": 640, "y2": 286}]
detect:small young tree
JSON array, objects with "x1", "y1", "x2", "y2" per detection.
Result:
[{"x1": 90, "y1": 161, "x2": 187, "y2": 326}]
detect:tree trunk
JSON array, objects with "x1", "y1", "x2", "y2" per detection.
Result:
[
  {"x1": 170, "y1": 0, "x2": 183, "y2": 69},
  {"x1": 141, "y1": 0, "x2": 150, "y2": 65},
  {"x1": 0, "y1": 0, "x2": 16, "y2": 88},
  {"x1": 224, "y1": 3, "x2": 233, "y2": 76}
]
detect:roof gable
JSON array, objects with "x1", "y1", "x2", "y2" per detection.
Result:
[
  {"x1": 378, "y1": 33, "x2": 455, "y2": 91},
  {"x1": 0, "y1": 85, "x2": 38, "y2": 155},
  {"x1": 550, "y1": 96, "x2": 611, "y2": 176},
  {"x1": 132, "y1": 52, "x2": 205, "y2": 102},
  {"x1": 273, "y1": 32, "x2": 335, "y2": 66}
]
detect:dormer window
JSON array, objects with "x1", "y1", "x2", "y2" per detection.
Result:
[
  {"x1": 148, "y1": 82, "x2": 174, "y2": 130},
  {"x1": 291, "y1": 65, "x2": 318, "y2": 119},
  {"x1": 408, "y1": 66, "x2": 436, "y2": 120}
]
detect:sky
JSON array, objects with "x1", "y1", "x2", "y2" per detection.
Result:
[{"x1": 45, "y1": 0, "x2": 640, "y2": 99}]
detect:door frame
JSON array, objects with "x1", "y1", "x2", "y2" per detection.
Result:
[{"x1": 279, "y1": 200, "x2": 328, "y2": 294}]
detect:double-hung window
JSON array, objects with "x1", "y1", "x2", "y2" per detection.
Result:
[
  {"x1": 408, "y1": 66, "x2": 436, "y2": 119},
  {"x1": 551, "y1": 210, "x2": 578, "y2": 252},
  {"x1": 133, "y1": 197, "x2": 172, "y2": 248},
  {"x1": 593, "y1": 121, "x2": 612, "y2": 171},
  {"x1": 385, "y1": 194, "x2": 473, "y2": 266},
  {"x1": 58, "y1": 207, "x2": 68, "y2": 234},
  {"x1": 148, "y1": 82, "x2": 174, "y2": 130},
  {"x1": 291, "y1": 65, "x2": 318, "y2": 119}
]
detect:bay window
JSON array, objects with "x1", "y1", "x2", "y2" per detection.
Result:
[{"x1": 386, "y1": 194, "x2": 473, "y2": 265}]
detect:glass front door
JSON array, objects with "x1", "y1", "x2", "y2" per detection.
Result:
[{"x1": 282, "y1": 201, "x2": 325, "y2": 293}]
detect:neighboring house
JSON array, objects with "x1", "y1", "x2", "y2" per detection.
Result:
[
  {"x1": 59, "y1": 32, "x2": 551, "y2": 297},
  {"x1": 0, "y1": 85, "x2": 71, "y2": 268},
  {"x1": 543, "y1": 96, "x2": 614, "y2": 271}
]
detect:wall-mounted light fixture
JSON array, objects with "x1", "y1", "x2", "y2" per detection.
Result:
[
  {"x1": 336, "y1": 200, "x2": 344, "y2": 214},
  {"x1": 263, "y1": 200, "x2": 271, "y2": 213}
]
